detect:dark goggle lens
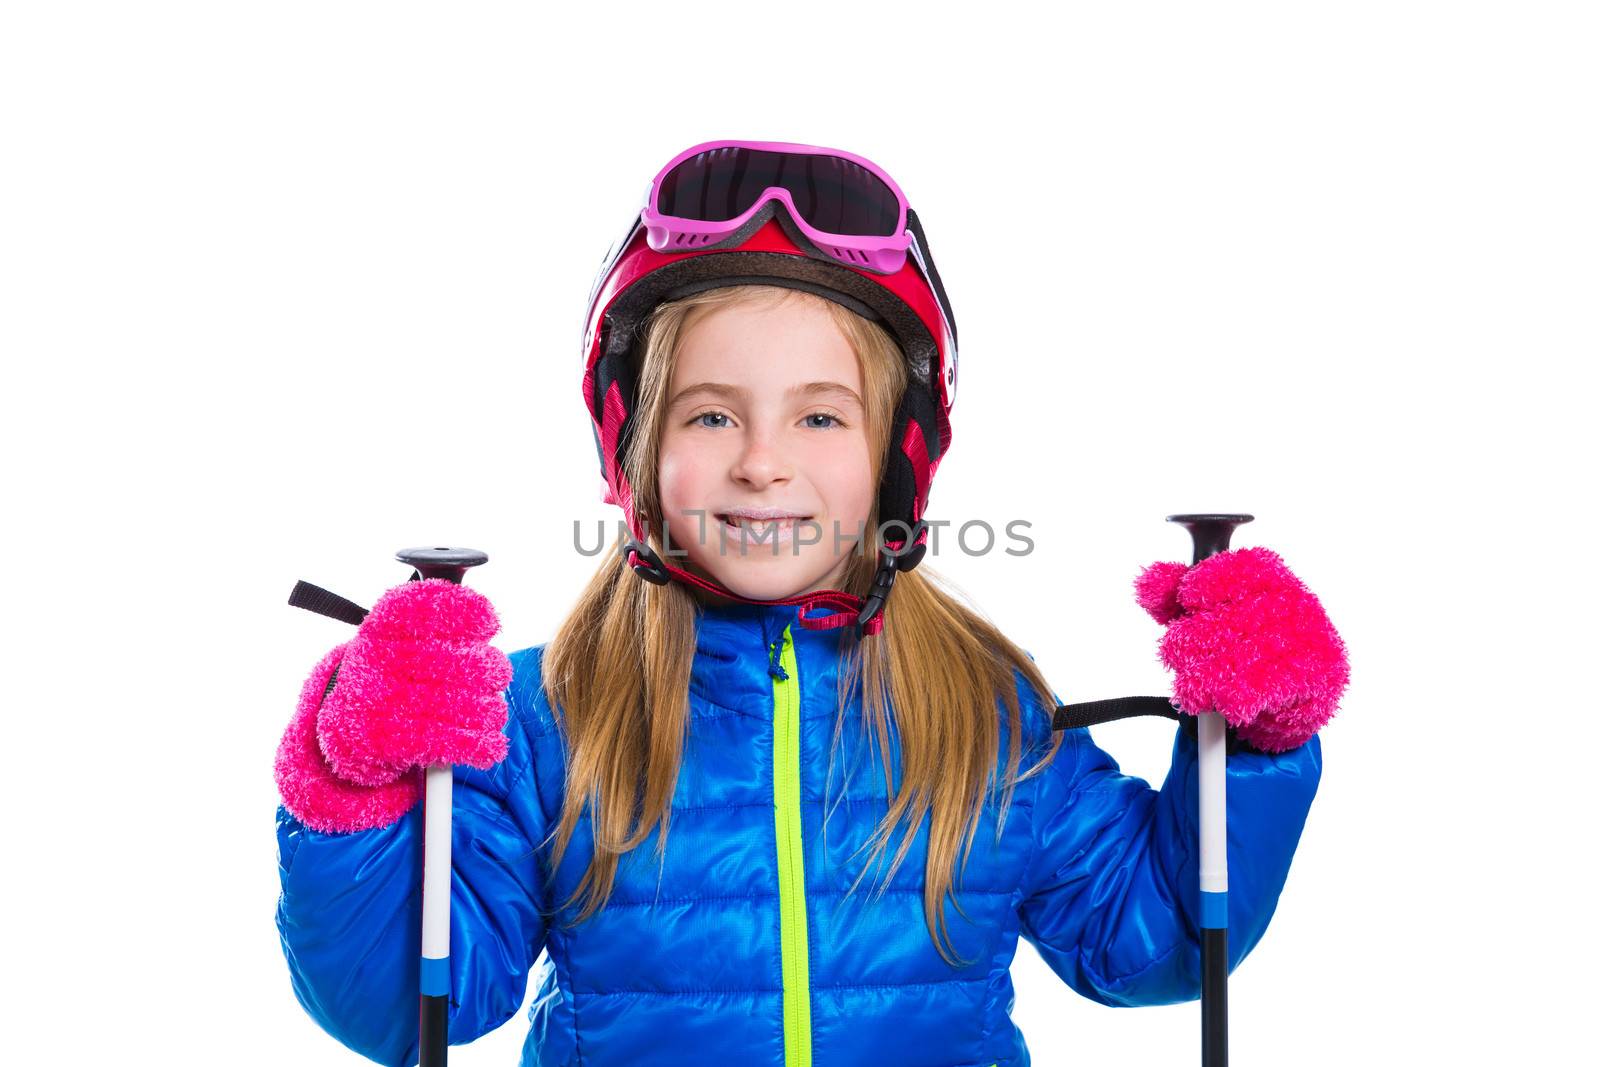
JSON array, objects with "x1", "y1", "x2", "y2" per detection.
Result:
[{"x1": 657, "y1": 147, "x2": 901, "y2": 238}]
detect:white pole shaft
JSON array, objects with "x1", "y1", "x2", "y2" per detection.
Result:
[
  {"x1": 1197, "y1": 711, "x2": 1228, "y2": 898},
  {"x1": 421, "y1": 764, "x2": 453, "y2": 961}
]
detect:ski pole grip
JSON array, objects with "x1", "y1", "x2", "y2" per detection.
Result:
[
  {"x1": 1165, "y1": 514, "x2": 1253, "y2": 565},
  {"x1": 396, "y1": 546, "x2": 489, "y2": 585}
]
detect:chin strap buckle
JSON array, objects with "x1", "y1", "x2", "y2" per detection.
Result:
[
  {"x1": 854, "y1": 520, "x2": 929, "y2": 639},
  {"x1": 620, "y1": 537, "x2": 672, "y2": 585}
]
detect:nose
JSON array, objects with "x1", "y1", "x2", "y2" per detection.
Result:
[{"x1": 730, "y1": 428, "x2": 792, "y2": 490}]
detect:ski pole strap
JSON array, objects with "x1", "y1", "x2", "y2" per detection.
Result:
[
  {"x1": 1052, "y1": 695, "x2": 1180, "y2": 730},
  {"x1": 287, "y1": 580, "x2": 370, "y2": 627},
  {"x1": 1053, "y1": 696, "x2": 1264, "y2": 755}
]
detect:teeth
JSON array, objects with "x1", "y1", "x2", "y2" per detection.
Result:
[{"x1": 723, "y1": 516, "x2": 803, "y2": 535}]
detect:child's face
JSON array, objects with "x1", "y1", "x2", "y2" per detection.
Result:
[{"x1": 657, "y1": 295, "x2": 875, "y2": 602}]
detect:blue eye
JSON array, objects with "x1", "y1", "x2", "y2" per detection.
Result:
[
  {"x1": 806, "y1": 413, "x2": 842, "y2": 429},
  {"x1": 694, "y1": 411, "x2": 729, "y2": 428}
]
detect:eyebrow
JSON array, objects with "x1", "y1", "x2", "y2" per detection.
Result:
[{"x1": 670, "y1": 381, "x2": 863, "y2": 408}]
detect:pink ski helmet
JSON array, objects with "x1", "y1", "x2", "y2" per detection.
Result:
[{"x1": 580, "y1": 140, "x2": 959, "y2": 637}]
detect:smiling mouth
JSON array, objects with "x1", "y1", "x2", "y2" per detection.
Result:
[{"x1": 716, "y1": 514, "x2": 813, "y2": 537}]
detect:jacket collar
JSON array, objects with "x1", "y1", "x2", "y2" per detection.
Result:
[{"x1": 688, "y1": 600, "x2": 852, "y2": 720}]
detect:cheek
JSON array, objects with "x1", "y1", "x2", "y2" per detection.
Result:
[
  {"x1": 657, "y1": 435, "x2": 713, "y2": 512},
  {"x1": 817, "y1": 434, "x2": 876, "y2": 519}
]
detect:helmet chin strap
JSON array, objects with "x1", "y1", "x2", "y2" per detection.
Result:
[{"x1": 619, "y1": 520, "x2": 927, "y2": 639}]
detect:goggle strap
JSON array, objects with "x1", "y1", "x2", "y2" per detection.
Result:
[{"x1": 906, "y1": 207, "x2": 957, "y2": 347}]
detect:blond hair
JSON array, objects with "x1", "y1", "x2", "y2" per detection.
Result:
[{"x1": 542, "y1": 284, "x2": 1065, "y2": 965}]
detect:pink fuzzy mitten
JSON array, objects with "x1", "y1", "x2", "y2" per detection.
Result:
[
  {"x1": 1134, "y1": 547, "x2": 1348, "y2": 753},
  {"x1": 274, "y1": 643, "x2": 424, "y2": 833},
  {"x1": 273, "y1": 579, "x2": 513, "y2": 833}
]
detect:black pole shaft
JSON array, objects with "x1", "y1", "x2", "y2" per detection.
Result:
[
  {"x1": 1165, "y1": 515, "x2": 1252, "y2": 1067},
  {"x1": 420, "y1": 997, "x2": 449, "y2": 1067},
  {"x1": 1202, "y1": 927, "x2": 1229, "y2": 1066},
  {"x1": 396, "y1": 547, "x2": 488, "y2": 1067}
]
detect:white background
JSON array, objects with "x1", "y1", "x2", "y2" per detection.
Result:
[{"x1": 3, "y1": 2, "x2": 1595, "y2": 1064}]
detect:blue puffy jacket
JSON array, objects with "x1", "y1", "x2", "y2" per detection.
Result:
[{"x1": 276, "y1": 600, "x2": 1322, "y2": 1066}]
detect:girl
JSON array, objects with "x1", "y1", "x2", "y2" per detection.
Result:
[{"x1": 274, "y1": 140, "x2": 1344, "y2": 1067}]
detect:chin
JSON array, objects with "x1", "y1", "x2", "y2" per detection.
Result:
[{"x1": 691, "y1": 555, "x2": 832, "y2": 603}]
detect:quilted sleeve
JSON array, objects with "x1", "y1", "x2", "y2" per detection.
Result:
[
  {"x1": 1017, "y1": 718, "x2": 1322, "y2": 1007},
  {"x1": 274, "y1": 646, "x2": 554, "y2": 1065}
]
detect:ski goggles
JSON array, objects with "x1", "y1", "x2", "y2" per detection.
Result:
[{"x1": 642, "y1": 140, "x2": 915, "y2": 275}]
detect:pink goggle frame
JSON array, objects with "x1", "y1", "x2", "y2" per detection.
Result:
[{"x1": 641, "y1": 139, "x2": 915, "y2": 275}]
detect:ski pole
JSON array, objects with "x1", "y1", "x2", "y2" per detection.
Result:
[
  {"x1": 395, "y1": 546, "x2": 490, "y2": 1067},
  {"x1": 1166, "y1": 514, "x2": 1252, "y2": 1067}
]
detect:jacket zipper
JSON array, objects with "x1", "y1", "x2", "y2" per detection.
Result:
[
  {"x1": 770, "y1": 624, "x2": 811, "y2": 1067},
  {"x1": 770, "y1": 626, "x2": 996, "y2": 1067}
]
